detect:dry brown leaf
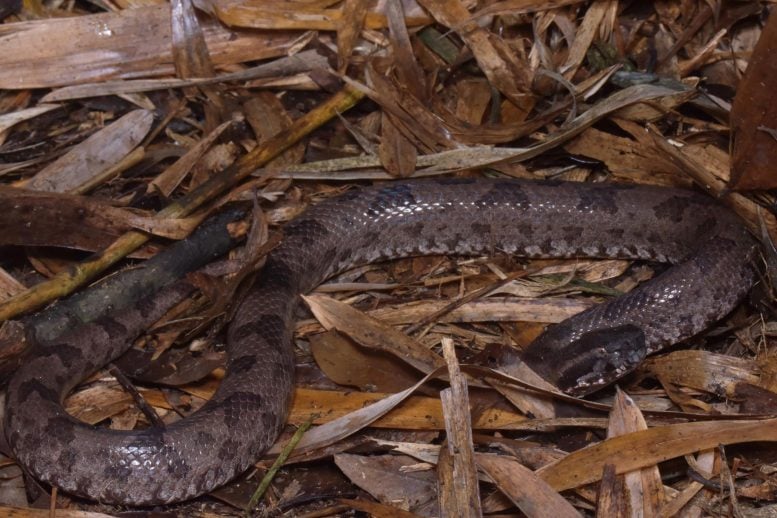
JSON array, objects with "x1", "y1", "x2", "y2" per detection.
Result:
[
  {"x1": 310, "y1": 330, "x2": 422, "y2": 392},
  {"x1": 0, "y1": 187, "x2": 198, "y2": 251},
  {"x1": 730, "y1": 5, "x2": 777, "y2": 189},
  {"x1": 453, "y1": 79, "x2": 492, "y2": 125},
  {"x1": 486, "y1": 372, "x2": 560, "y2": 421},
  {"x1": 336, "y1": 0, "x2": 369, "y2": 73},
  {"x1": 171, "y1": 0, "x2": 223, "y2": 129},
  {"x1": 171, "y1": 0, "x2": 215, "y2": 79},
  {"x1": 0, "y1": 268, "x2": 25, "y2": 301},
  {"x1": 643, "y1": 350, "x2": 761, "y2": 398},
  {"x1": 564, "y1": 127, "x2": 686, "y2": 187},
  {"x1": 468, "y1": 0, "x2": 588, "y2": 22},
  {"x1": 149, "y1": 117, "x2": 234, "y2": 197},
  {"x1": 339, "y1": 497, "x2": 424, "y2": 518},
  {"x1": 386, "y1": 0, "x2": 425, "y2": 101},
  {"x1": 561, "y1": 0, "x2": 615, "y2": 79},
  {"x1": 334, "y1": 453, "x2": 439, "y2": 515},
  {"x1": 268, "y1": 363, "x2": 557, "y2": 458},
  {"x1": 610, "y1": 87, "x2": 697, "y2": 123},
  {"x1": 41, "y1": 49, "x2": 329, "y2": 102},
  {"x1": 15, "y1": 109, "x2": 153, "y2": 194},
  {"x1": 361, "y1": 65, "x2": 458, "y2": 151},
  {"x1": 275, "y1": 83, "x2": 681, "y2": 181},
  {"x1": 0, "y1": 104, "x2": 59, "y2": 136},
  {"x1": 243, "y1": 91, "x2": 305, "y2": 169},
  {"x1": 0, "y1": 5, "x2": 301, "y2": 88},
  {"x1": 606, "y1": 390, "x2": 664, "y2": 517},
  {"x1": 210, "y1": 0, "x2": 432, "y2": 31},
  {"x1": 268, "y1": 368, "x2": 444, "y2": 455},
  {"x1": 286, "y1": 387, "x2": 527, "y2": 431},
  {"x1": 477, "y1": 453, "x2": 582, "y2": 518},
  {"x1": 65, "y1": 386, "x2": 171, "y2": 425},
  {"x1": 303, "y1": 293, "x2": 446, "y2": 373},
  {"x1": 536, "y1": 419, "x2": 777, "y2": 492},
  {"x1": 417, "y1": 0, "x2": 533, "y2": 112},
  {"x1": 379, "y1": 111, "x2": 418, "y2": 177}
]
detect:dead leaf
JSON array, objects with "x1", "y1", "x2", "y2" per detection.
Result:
[
  {"x1": 15, "y1": 110, "x2": 153, "y2": 194},
  {"x1": 730, "y1": 8, "x2": 777, "y2": 189},
  {"x1": 334, "y1": 453, "x2": 438, "y2": 515},
  {"x1": 606, "y1": 390, "x2": 664, "y2": 517},
  {"x1": 536, "y1": 419, "x2": 777, "y2": 492},
  {"x1": 310, "y1": 330, "x2": 422, "y2": 392},
  {"x1": 303, "y1": 293, "x2": 445, "y2": 374},
  {"x1": 477, "y1": 453, "x2": 582, "y2": 518},
  {"x1": 0, "y1": 5, "x2": 301, "y2": 88}
]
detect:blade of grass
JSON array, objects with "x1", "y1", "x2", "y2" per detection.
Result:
[{"x1": 244, "y1": 415, "x2": 317, "y2": 514}]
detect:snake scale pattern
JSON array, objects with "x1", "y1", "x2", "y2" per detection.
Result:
[{"x1": 4, "y1": 178, "x2": 759, "y2": 505}]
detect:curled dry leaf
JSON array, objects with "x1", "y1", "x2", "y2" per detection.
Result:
[{"x1": 268, "y1": 367, "x2": 448, "y2": 455}]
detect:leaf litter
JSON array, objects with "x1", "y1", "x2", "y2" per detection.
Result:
[{"x1": 1, "y1": 0, "x2": 777, "y2": 516}]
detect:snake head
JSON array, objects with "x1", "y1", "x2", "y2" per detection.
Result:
[{"x1": 555, "y1": 324, "x2": 647, "y2": 396}]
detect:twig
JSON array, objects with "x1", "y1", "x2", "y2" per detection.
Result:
[{"x1": 404, "y1": 268, "x2": 531, "y2": 335}]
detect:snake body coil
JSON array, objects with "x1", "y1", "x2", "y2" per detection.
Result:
[{"x1": 5, "y1": 178, "x2": 758, "y2": 504}]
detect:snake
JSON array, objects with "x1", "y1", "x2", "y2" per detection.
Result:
[{"x1": 4, "y1": 178, "x2": 759, "y2": 505}]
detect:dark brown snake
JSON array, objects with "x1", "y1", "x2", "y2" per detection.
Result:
[{"x1": 4, "y1": 178, "x2": 759, "y2": 505}]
